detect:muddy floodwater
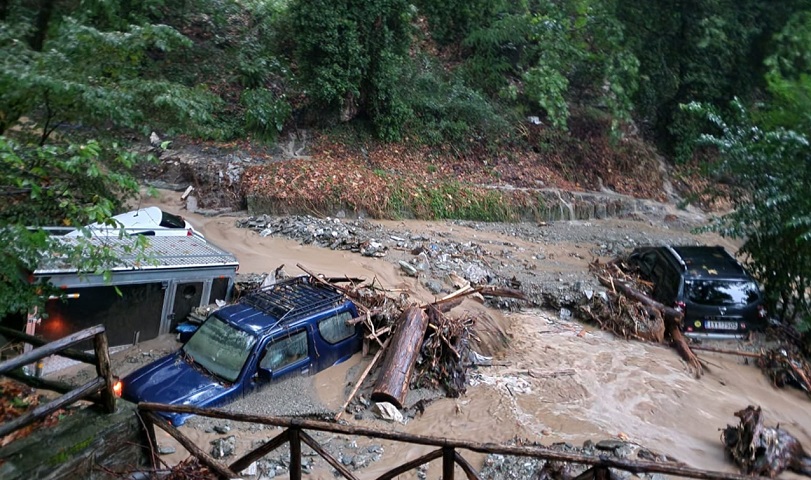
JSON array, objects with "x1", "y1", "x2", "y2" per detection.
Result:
[{"x1": 136, "y1": 190, "x2": 810, "y2": 479}]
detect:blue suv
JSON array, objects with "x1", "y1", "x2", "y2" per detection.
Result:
[{"x1": 121, "y1": 276, "x2": 362, "y2": 425}]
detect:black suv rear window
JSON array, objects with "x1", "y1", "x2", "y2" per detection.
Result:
[
  {"x1": 684, "y1": 279, "x2": 760, "y2": 306},
  {"x1": 160, "y1": 210, "x2": 186, "y2": 229}
]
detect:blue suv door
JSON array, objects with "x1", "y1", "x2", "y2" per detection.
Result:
[
  {"x1": 258, "y1": 328, "x2": 313, "y2": 382},
  {"x1": 313, "y1": 310, "x2": 362, "y2": 368}
]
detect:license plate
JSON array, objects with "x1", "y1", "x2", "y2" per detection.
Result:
[{"x1": 705, "y1": 320, "x2": 738, "y2": 330}]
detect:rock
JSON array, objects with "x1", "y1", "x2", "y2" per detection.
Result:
[
  {"x1": 424, "y1": 278, "x2": 443, "y2": 294},
  {"x1": 157, "y1": 445, "x2": 176, "y2": 455},
  {"x1": 185, "y1": 195, "x2": 198, "y2": 213},
  {"x1": 464, "y1": 263, "x2": 490, "y2": 284},
  {"x1": 398, "y1": 260, "x2": 418, "y2": 277},
  {"x1": 241, "y1": 461, "x2": 258, "y2": 476},
  {"x1": 372, "y1": 402, "x2": 404, "y2": 423},
  {"x1": 468, "y1": 350, "x2": 493, "y2": 366},
  {"x1": 595, "y1": 439, "x2": 627, "y2": 451},
  {"x1": 210, "y1": 435, "x2": 236, "y2": 458},
  {"x1": 213, "y1": 424, "x2": 231, "y2": 434},
  {"x1": 352, "y1": 454, "x2": 369, "y2": 469}
]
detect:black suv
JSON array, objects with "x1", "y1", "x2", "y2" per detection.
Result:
[{"x1": 628, "y1": 245, "x2": 766, "y2": 336}]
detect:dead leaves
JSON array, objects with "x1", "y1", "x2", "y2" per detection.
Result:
[{"x1": 0, "y1": 378, "x2": 70, "y2": 447}]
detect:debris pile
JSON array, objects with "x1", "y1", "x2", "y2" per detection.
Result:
[
  {"x1": 582, "y1": 258, "x2": 704, "y2": 376},
  {"x1": 757, "y1": 347, "x2": 811, "y2": 397},
  {"x1": 236, "y1": 215, "x2": 508, "y2": 306},
  {"x1": 237, "y1": 215, "x2": 388, "y2": 256},
  {"x1": 721, "y1": 405, "x2": 811, "y2": 477},
  {"x1": 413, "y1": 307, "x2": 475, "y2": 397},
  {"x1": 282, "y1": 263, "x2": 524, "y2": 419}
]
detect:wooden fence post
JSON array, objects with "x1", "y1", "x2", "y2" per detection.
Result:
[
  {"x1": 93, "y1": 331, "x2": 116, "y2": 413},
  {"x1": 290, "y1": 425, "x2": 302, "y2": 480},
  {"x1": 443, "y1": 446, "x2": 455, "y2": 480}
]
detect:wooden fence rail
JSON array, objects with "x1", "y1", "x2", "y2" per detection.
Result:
[
  {"x1": 138, "y1": 402, "x2": 769, "y2": 480},
  {"x1": 0, "y1": 324, "x2": 117, "y2": 438}
]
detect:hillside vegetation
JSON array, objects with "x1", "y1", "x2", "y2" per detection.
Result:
[{"x1": 1, "y1": 1, "x2": 810, "y2": 332}]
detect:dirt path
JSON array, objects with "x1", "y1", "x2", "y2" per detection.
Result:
[{"x1": 122, "y1": 189, "x2": 810, "y2": 479}]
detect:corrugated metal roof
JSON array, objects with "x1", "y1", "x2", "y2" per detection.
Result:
[{"x1": 34, "y1": 235, "x2": 239, "y2": 275}]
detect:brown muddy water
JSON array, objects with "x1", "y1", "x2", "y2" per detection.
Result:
[{"x1": 134, "y1": 190, "x2": 810, "y2": 479}]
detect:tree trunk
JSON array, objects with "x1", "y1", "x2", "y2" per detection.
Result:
[
  {"x1": 371, "y1": 307, "x2": 429, "y2": 409},
  {"x1": 29, "y1": 0, "x2": 57, "y2": 51}
]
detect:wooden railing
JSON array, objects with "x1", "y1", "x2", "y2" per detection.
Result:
[
  {"x1": 0, "y1": 325, "x2": 117, "y2": 438},
  {"x1": 138, "y1": 402, "x2": 767, "y2": 480}
]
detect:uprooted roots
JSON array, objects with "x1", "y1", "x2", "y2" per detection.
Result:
[{"x1": 721, "y1": 405, "x2": 811, "y2": 477}]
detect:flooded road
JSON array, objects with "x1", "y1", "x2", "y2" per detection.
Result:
[{"x1": 138, "y1": 190, "x2": 810, "y2": 478}]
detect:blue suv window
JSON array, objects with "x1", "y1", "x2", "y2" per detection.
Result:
[
  {"x1": 260, "y1": 330, "x2": 309, "y2": 371},
  {"x1": 318, "y1": 311, "x2": 355, "y2": 344},
  {"x1": 182, "y1": 316, "x2": 256, "y2": 382}
]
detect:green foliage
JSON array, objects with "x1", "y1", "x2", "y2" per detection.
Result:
[
  {"x1": 0, "y1": 0, "x2": 229, "y2": 143},
  {"x1": 241, "y1": 89, "x2": 292, "y2": 142},
  {"x1": 235, "y1": 0, "x2": 291, "y2": 89},
  {"x1": 288, "y1": 0, "x2": 413, "y2": 140},
  {"x1": 685, "y1": 100, "x2": 811, "y2": 329},
  {"x1": 389, "y1": 181, "x2": 514, "y2": 221},
  {"x1": 461, "y1": 11, "x2": 535, "y2": 96},
  {"x1": 761, "y1": 11, "x2": 811, "y2": 131},
  {"x1": 461, "y1": 0, "x2": 639, "y2": 131},
  {"x1": 414, "y1": 0, "x2": 505, "y2": 45},
  {"x1": 0, "y1": 136, "x2": 149, "y2": 318},
  {"x1": 617, "y1": 0, "x2": 804, "y2": 156},
  {"x1": 404, "y1": 58, "x2": 510, "y2": 146}
]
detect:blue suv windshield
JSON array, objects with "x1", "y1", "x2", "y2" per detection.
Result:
[
  {"x1": 684, "y1": 279, "x2": 760, "y2": 306},
  {"x1": 182, "y1": 316, "x2": 257, "y2": 382}
]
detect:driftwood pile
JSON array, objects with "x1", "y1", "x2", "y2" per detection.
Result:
[
  {"x1": 721, "y1": 405, "x2": 811, "y2": 477},
  {"x1": 287, "y1": 264, "x2": 524, "y2": 416},
  {"x1": 583, "y1": 258, "x2": 705, "y2": 376}
]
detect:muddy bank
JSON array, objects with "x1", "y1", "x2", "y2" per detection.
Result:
[{"x1": 137, "y1": 136, "x2": 701, "y2": 225}]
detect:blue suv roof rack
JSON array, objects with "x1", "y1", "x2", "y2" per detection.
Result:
[{"x1": 240, "y1": 276, "x2": 348, "y2": 325}]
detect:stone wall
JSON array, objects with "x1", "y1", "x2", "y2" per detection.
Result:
[{"x1": 246, "y1": 186, "x2": 692, "y2": 224}]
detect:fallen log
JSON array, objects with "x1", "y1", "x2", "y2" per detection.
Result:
[
  {"x1": 668, "y1": 326, "x2": 704, "y2": 377},
  {"x1": 691, "y1": 346, "x2": 762, "y2": 359},
  {"x1": 372, "y1": 307, "x2": 429, "y2": 409},
  {"x1": 335, "y1": 337, "x2": 391, "y2": 422}
]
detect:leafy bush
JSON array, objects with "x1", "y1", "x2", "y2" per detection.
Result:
[
  {"x1": 288, "y1": 0, "x2": 412, "y2": 140},
  {"x1": 686, "y1": 100, "x2": 811, "y2": 330},
  {"x1": 241, "y1": 88, "x2": 292, "y2": 142},
  {"x1": 404, "y1": 61, "x2": 510, "y2": 146},
  {"x1": 414, "y1": 0, "x2": 505, "y2": 45},
  {"x1": 460, "y1": 0, "x2": 638, "y2": 132},
  {"x1": 0, "y1": 2, "x2": 229, "y2": 143}
]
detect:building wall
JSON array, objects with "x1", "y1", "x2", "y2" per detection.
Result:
[{"x1": 43, "y1": 283, "x2": 165, "y2": 348}]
